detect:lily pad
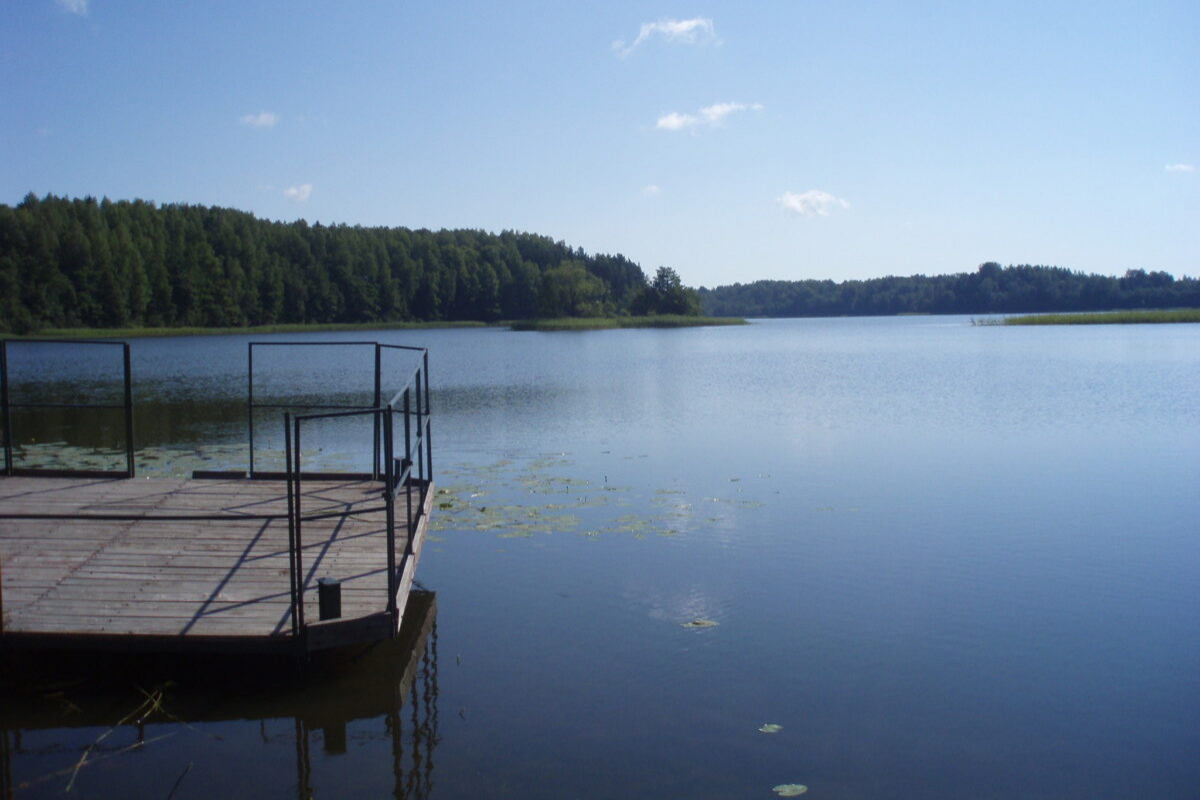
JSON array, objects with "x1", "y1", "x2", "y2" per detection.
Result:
[
  {"x1": 758, "y1": 724, "x2": 783, "y2": 733},
  {"x1": 772, "y1": 785, "x2": 807, "y2": 797},
  {"x1": 680, "y1": 619, "x2": 719, "y2": 628}
]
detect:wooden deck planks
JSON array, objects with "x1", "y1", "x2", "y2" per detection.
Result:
[{"x1": 0, "y1": 476, "x2": 429, "y2": 650}]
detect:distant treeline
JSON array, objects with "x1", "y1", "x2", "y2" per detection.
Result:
[
  {"x1": 0, "y1": 194, "x2": 669, "y2": 333},
  {"x1": 699, "y1": 263, "x2": 1200, "y2": 318}
]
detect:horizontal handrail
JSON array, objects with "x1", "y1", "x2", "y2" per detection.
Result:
[
  {"x1": 254, "y1": 402, "x2": 380, "y2": 411},
  {"x1": 290, "y1": 407, "x2": 386, "y2": 423},
  {"x1": 250, "y1": 340, "x2": 385, "y2": 347},
  {"x1": 5, "y1": 402, "x2": 129, "y2": 410},
  {"x1": 4, "y1": 339, "x2": 128, "y2": 346}
]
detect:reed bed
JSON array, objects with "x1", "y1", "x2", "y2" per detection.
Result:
[{"x1": 974, "y1": 309, "x2": 1200, "y2": 326}]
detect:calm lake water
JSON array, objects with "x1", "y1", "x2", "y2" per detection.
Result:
[{"x1": 3, "y1": 317, "x2": 1199, "y2": 799}]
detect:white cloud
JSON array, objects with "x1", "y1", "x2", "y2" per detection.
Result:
[
  {"x1": 700, "y1": 102, "x2": 762, "y2": 124},
  {"x1": 642, "y1": 184, "x2": 662, "y2": 196},
  {"x1": 613, "y1": 17, "x2": 716, "y2": 58},
  {"x1": 777, "y1": 190, "x2": 850, "y2": 217},
  {"x1": 1164, "y1": 163, "x2": 1195, "y2": 173},
  {"x1": 55, "y1": 0, "x2": 88, "y2": 15},
  {"x1": 283, "y1": 183, "x2": 313, "y2": 203},
  {"x1": 240, "y1": 111, "x2": 279, "y2": 129},
  {"x1": 656, "y1": 111, "x2": 698, "y2": 131},
  {"x1": 656, "y1": 101, "x2": 762, "y2": 132}
]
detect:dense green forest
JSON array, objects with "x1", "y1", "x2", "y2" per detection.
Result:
[
  {"x1": 699, "y1": 263, "x2": 1200, "y2": 318},
  {"x1": 3, "y1": 195, "x2": 1195, "y2": 333},
  {"x1": 0, "y1": 194, "x2": 696, "y2": 333}
]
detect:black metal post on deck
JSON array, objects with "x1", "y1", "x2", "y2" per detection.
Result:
[
  {"x1": 247, "y1": 343, "x2": 256, "y2": 478},
  {"x1": 1, "y1": 341, "x2": 11, "y2": 476},
  {"x1": 403, "y1": 387, "x2": 415, "y2": 560},
  {"x1": 122, "y1": 343, "x2": 135, "y2": 478},
  {"x1": 373, "y1": 344, "x2": 382, "y2": 479},
  {"x1": 423, "y1": 349, "x2": 433, "y2": 481},
  {"x1": 283, "y1": 412, "x2": 300, "y2": 637},
  {"x1": 293, "y1": 415, "x2": 305, "y2": 631},
  {"x1": 384, "y1": 407, "x2": 397, "y2": 623}
]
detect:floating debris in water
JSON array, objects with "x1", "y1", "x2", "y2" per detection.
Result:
[
  {"x1": 680, "y1": 619, "x2": 719, "y2": 628},
  {"x1": 772, "y1": 785, "x2": 807, "y2": 796},
  {"x1": 758, "y1": 724, "x2": 783, "y2": 733}
]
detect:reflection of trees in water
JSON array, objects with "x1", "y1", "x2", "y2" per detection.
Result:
[{"x1": 0, "y1": 593, "x2": 439, "y2": 800}]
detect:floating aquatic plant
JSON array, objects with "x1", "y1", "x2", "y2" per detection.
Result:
[{"x1": 758, "y1": 724, "x2": 783, "y2": 733}]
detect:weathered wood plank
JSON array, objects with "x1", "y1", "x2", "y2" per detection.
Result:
[{"x1": 1, "y1": 476, "x2": 430, "y2": 650}]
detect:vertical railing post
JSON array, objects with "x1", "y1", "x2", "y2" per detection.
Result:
[
  {"x1": 414, "y1": 369, "x2": 425, "y2": 490},
  {"x1": 122, "y1": 343, "x2": 135, "y2": 478},
  {"x1": 384, "y1": 407, "x2": 397, "y2": 624},
  {"x1": 293, "y1": 416, "x2": 306, "y2": 631},
  {"x1": 247, "y1": 343, "x2": 256, "y2": 478},
  {"x1": 283, "y1": 413, "x2": 300, "y2": 637},
  {"x1": 402, "y1": 387, "x2": 412, "y2": 487},
  {"x1": 373, "y1": 344, "x2": 382, "y2": 480},
  {"x1": 1, "y1": 341, "x2": 11, "y2": 476},
  {"x1": 403, "y1": 388, "x2": 415, "y2": 553},
  {"x1": 423, "y1": 350, "x2": 433, "y2": 485}
]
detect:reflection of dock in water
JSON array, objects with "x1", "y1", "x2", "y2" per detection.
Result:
[{"x1": 0, "y1": 590, "x2": 440, "y2": 800}]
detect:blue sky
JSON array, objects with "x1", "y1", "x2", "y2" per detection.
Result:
[{"x1": 2, "y1": 0, "x2": 1196, "y2": 286}]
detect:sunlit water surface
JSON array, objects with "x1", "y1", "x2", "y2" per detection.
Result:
[{"x1": 3, "y1": 317, "x2": 1198, "y2": 799}]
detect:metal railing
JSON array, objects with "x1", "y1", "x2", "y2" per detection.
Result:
[
  {"x1": 248, "y1": 342, "x2": 431, "y2": 479},
  {"x1": 0, "y1": 340, "x2": 135, "y2": 478},
  {"x1": 280, "y1": 346, "x2": 432, "y2": 637}
]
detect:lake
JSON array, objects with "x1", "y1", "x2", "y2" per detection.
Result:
[{"x1": 2, "y1": 316, "x2": 1199, "y2": 799}]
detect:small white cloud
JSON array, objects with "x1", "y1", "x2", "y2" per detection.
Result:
[
  {"x1": 642, "y1": 184, "x2": 662, "y2": 196},
  {"x1": 777, "y1": 190, "x2": 850, "y2": 217},
  {"x1": 656, "y1": 102, "x2": 761, "y2": 132},
  {"x1": 700, "y1": 102, "x2": 762, "y2": 125},
  {"x1": 55, "y1": 0, "x2": 88, "y2": 15},
  {"x1": 614, "y1": 17, "x2": 716, "y2": 58},
  {"x1": 283, "y1": 183, "x2": 313, "y2": 203},
  {"x1": 240, "y1": 111, "x2": 279, "y2": 129},
  {"x1": 656, "y1": 111, "x2": 699, "y2": 131},
  {"x1": 1164, "y1": 163, "x2": 1195, "y2": 173}
]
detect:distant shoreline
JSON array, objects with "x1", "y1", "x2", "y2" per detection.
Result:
[
  {"x1": 1, "y1": 316, "x2": 747, "y2": 340},
  {"x1": 507, "y1": 316, "x2": 746, "y2": 331}
]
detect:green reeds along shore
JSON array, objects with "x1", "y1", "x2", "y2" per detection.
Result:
[
  {"x1": 975, "y1": 309, "x2": 1200, "y2": 326},
  {"x1": 506, "y1": 316, "x2": 747, "y2": 331}
]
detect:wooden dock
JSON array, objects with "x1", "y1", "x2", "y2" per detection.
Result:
[{"x1": 0, "y1": 475, "x2": 433, "y2": 655}]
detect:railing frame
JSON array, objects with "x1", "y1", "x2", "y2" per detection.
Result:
[
  {"x1": 0, "y1": 340, "x2": 135, "y2": 478},
  {"x1": 280, "y1": 346, "x2": 432, "y2": 639},
  {"x1": 248, "y1": 342, "x2": 431, "y2": 480}
]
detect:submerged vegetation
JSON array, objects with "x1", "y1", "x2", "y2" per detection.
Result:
[{"x1": 980, "y1": 308, "x2": 1200, "y2": 325}]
